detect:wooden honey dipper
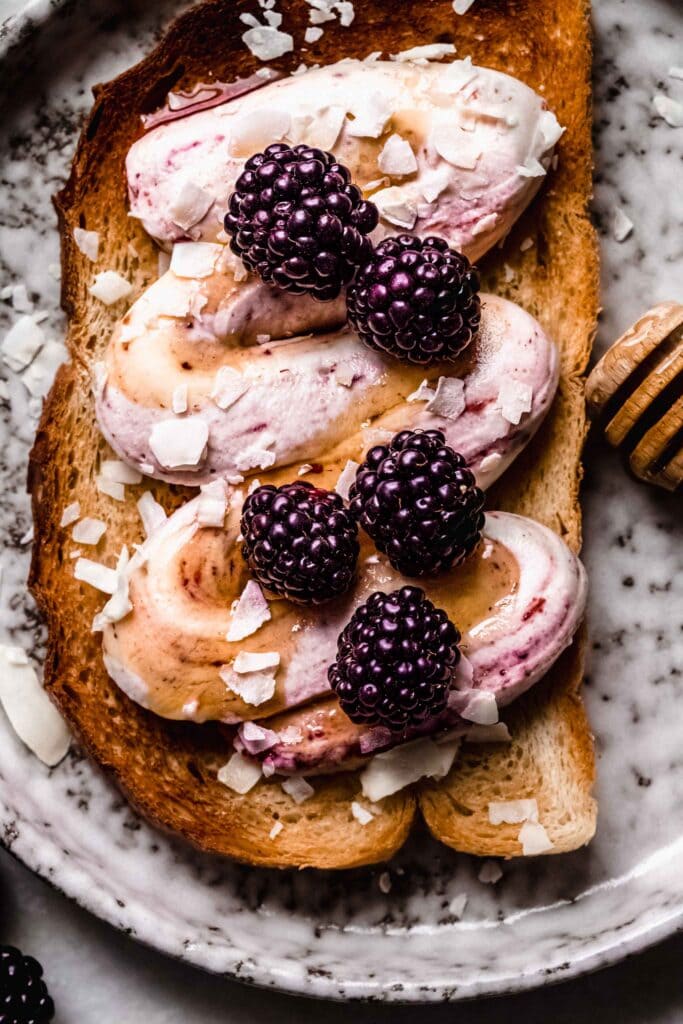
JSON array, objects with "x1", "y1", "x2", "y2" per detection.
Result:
[{"x1": 585, "y1": 302, "x2": 683, "y2": 492}]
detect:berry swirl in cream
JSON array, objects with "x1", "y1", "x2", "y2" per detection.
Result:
[
  {"x1": 127, "y1": 57, "x2": 563, "y2": 259},
  {"x1": 101, "y1": 475, "x2": 586, "y2": 779},
  {"x1": 96, "y1": 288, "x2": 558, "y2": 488}
]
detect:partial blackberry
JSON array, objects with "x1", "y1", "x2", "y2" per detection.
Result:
[
  {"x1": 349, "y1": 429, "x2": 485, "y2": 577},
  {"x1": 346, "y1": 233, "x2": 480, "y2": 364},
  {"x1": 224, "y1": 143, "x2": 378, "y2": 300},
  {"x1": 241, "y1": 481, "x2": 359, "y2": 603},
  {"x1": 0, "y1": 946, "x2": 55, "y2": 1024},
  {"x1": 329, "y1": 586, "x2": 461, "y2": 731}
]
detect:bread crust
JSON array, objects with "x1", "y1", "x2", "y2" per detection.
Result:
[{"x1": 29, "y1": 0, "x2": 598, "y2": 867}]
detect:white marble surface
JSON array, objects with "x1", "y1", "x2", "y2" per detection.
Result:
[{"x1": 0, "y1": 0, "x2": 682, "y2": 1018}]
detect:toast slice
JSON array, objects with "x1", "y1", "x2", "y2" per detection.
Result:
[{"x1": 29, "y1": 0, "x2": 598, "y2": 868}]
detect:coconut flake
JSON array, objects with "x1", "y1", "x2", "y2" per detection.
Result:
[
  {"x1": 497, "y1": 379, "x2": 533, "y2": 425},
  {"x1": 60, "y1": 501, "x2": 81, "y2": 528},
  {"x1": 2, "y1": 315, "x2": 45, "y2": 372},
  {"x1": 519, "y1": 820, "x2": 554, "y2": 855},
  {"x1": 516, "y1": 157, "x2": 547, "y2": 178},
  {"x1": 335, "y1": 459, "x2": 359, "y2": 500},
  {"x1": 210, "y1": 365, "x2": 249, "y2": 410},
  {"x1": 229, "y1": 108, "x2": 291, "y2": 157},
  {"x1": 74, "y1": 557, "x2": 119, "y2": 594},
  {"x1": 351, "y1": 801, "x2": 375, "y2": 825},
  {"x1": 360, "y1": 737, "x2": 459, "y2": 801},
  {"x1": 421, "y1": 166, "x2": 452, "y2": 204},
  {"x1": 452, "y1": 0, "x2": 476, "y2": 12},
  {"x1": 489, "y1": 798, "x2": 539, "y2": 825},
  {"x1": 170, "y1": 242, "x2": 222, "y2": 279},
  {"x1": 653, "y1": 93, "x2": 683, "y2": 128},
  {"x1": 149, "y1": 417, "x2": 209, "y2": 470},
  {"x1": 234, "y1": 650, "x2": 280, "y2": 674},
  {"x1": 73, "y1": 228, "x2": 100, "y2": 261},
  {"x1": 449, "y1": 893, "x2": 468, "y2": 918},
  {"x1": 100, "y1": 459, "x2": 143, "y2": 485},
  {"x1": 520, "y1": 237, "x2": 534, "y2": 252},
  {"x1": 238, "y1": 720, "x2": 280, "y2": 754},
  {"x1": 217, "y1": 752, "x2": 262, "y2": 793},
  {"x1": 0, "y1": 644, "x2": 71, "y2": 766},
  {"x1": 465, "y1": 722, "x2": 511, "y2": 743},
  {"x1": 137, "y1": 491, "x2": 167, "y2": 537},
  {"x1": 431, "y1": 117, "x2": 482, "y2": 170},
  {"x1": 669, "y1": 66, "x2": 683, "y2": 81},
  {"x1": 347, "y1": 91, "x2": 392, "y2": 138},
  {"x1": 281, "y1": 776, "x2": 315, "y2": 804},
  {"x1": 407, "y1": 379, "x2": 436, "y2": 403},
  {"x1": 278, "y1": 725, "x2": 304, "y2": 745},
  {"x1": 391, "y1": 43, "x2": 456, "y2": 62},
  {"x1": 221, "y1": 668, "x2": 276, "y2": 706},
  {"x1": 169, "y1": 181, "x2": 215, "y2": 231},
  {"x1": 20, "y1": 339, "x2": 66, "y2": 398},
  {"x1": 305, "y1": 26, "x2": 323, "y2": 43},
  {"x1": 377, "y1": 133, "x2": 418, "y2": 176},
  {"x1": 425, "y1": 376, "x2": 466, "y2": 420},
  {"x1": 242, "y1": 23, "x2": 294, "y2": 61},
  {"x1": 461, "y1": 690, "x2": 498, "y2": 725},
  {"x1": 269, "y1": 820, "x2": 284, "y2": 839},
  {"x1": 612, "y1": 206, "x2": 634, "y2": 242},
  {"x1": 196, "y1": 478, "x2": 229, "y2": 528},
  {"x1": 89, "y1": 271, "x2": 133, "y2": 305},
  {"x1": 71, "y1": 517, "x2": 106, "y2": 545},
  {"x1": 227, "y1": 580, "x2": 271, "y2": 641},
  {"x1": 95, "y1": 476, "x2": 125, "y2": 501},
  {"x1": 478, "y1": 859, "x2": 503, "y2": 884},
  {"x1": 236, "y1": 445, "x2": 276, "y2": 472},
  {"x1": 91, "y1": 548, "x2": 133, "y2": 631},
  {"x1": 172, "y1": 383, "x2": 188, "y2": 414},
  {"x1": 373, "y1": 186, "x2": 418, "y2": 229},
  {"x1": 3, "y1": 283, "x2": 32, "y2": 312}
]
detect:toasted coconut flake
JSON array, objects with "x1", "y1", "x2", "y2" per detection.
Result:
[
  {"x1": 137, "y1": 492, "x2": 167, "y2": 537},
  {"x1": 217, "y1": 752, "x2": 262, "y2": 794},
  {"x1": 210, "y1": 365, "x2": 249, "y2": 410},
  {"x1": 281, "y1": 776, "x2": 315, "y2": 804},
  {"x1": 351, "y1": 801, "x2": 375, "y2": 825},
  {"x1": 335, "y1": 458, "x2": 359, "y2": 500},
  {"x1": 73, "y1": 227, "x2": 100, "y2": 261},
  {"x1": 361, "y1": 737, "x2": 459, "y2": 801},
  {"x1": 60, "y1": 501, "x2": 81, "y2": 528},
  {"x1": 170, "y1": 241, "x2": 222, "y2": 279},
  {"x1": 1, "y1": 315, "x2": 45, "y2": 372},
  {"x1": 149, "y1": 417, "x2": 209, "y2": 470},
  {"x1": 488, "y1": 798, "x2": 539, "y2": 825},
  {"x1": 100, "y1": 459, "x2": 143, "y2": 485},
  {"x1": 519, "y1": 820, "x2": 554, "y2": 854},
  {"x1": 89, "y1": 271, "x2": 133, "y2": 305},
  {"x1": 426, "y1": 376, "x2": 466, "y2": 420},
  {"x1": 71, "y1": 517, "x2": 106, "y2": 545},
  {"x1": 0, "y1": 644, "x2": 71, "y2": 766},
  {"x1": 227, "y1": 580, "x2": 272, "y2": 641},
  {"x1": 378, "y1": 133, "x2": 418, "y2": 176},
  {"x1": 169, "y1": 181, "x2": 214, "y2": 231}
]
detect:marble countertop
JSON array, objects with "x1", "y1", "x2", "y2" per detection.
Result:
[{"x1": 0, "y1": 0, "x2": 682, "y2": 1019}]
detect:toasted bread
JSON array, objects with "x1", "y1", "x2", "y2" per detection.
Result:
[{"x1": 29, "y1": 0, "x2": 598, "y2": 868}]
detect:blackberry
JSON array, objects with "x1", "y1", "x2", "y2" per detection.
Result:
[
  {"x1": 329, "y1": 586, "x2": 461, "y2": 731},
  {"x1": 224, "y1": 143, "x2": 378, "y2": 300},
  {"x1": 241, "y1": 481, "x2": 359, "y2": 603},
  {"x1": 349, "y1": 429, "x2": 485, "y2": 577},
  {"x1": 346, "y1": 233, "x2": 480, "y2": 364},
  {"x1": 0, "y1": 946, "x2": 54, "y2": 1024}
]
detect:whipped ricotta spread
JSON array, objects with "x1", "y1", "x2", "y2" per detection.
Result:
[
  {"x1": 127, "y1": 58, "x2": 561, "y2": 260},
  {"x1": 97, "y1": 291, "x2": 558, "y2": 488},
  {"x1": 101, "y1": 498, "x2": 586, "y2": 777}
]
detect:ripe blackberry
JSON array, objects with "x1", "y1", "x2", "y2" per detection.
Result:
[
  {"x1": 0, "y1": 946, "x2": 55, "y2": 1024},
  {"x1": 224, "y1": 143, "x2": 379, "y2": 300},
  {"x1": 346, "y1": 233, "x2": 480, "y2": 364},
  {"x1": 349, "y1": 429, "x2": 485, "y2": 577},
  {"x1": 329, "y1": 586, "x2": 461, "y2": 731},
  {"x1": 241, "y1": 481, "x2": 359, "y2": 604}
]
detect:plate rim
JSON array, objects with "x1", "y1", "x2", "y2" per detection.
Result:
[{"x1": 2, "y1": 792, "x2": 682, "y2": 1002}]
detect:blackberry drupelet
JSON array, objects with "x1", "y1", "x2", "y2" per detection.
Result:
[
  {"x1": 224, "y1": 143, "x2": 379, "y2": 300},
  {"x1": 329, "y1": 586, "x2": 461, "y2": 731},
  {"x1": 349, "y1": 429, "x2": 485, "y2": 577},
  {"x1": 0, "y1": 946, "x2": 54, "y2": 1024},
  {"x1": 346, "y1": 233, "x2": 481, "y2": 364},
  {"x1": 241, "y1": 481, "x2": 359, "y2": 603}
]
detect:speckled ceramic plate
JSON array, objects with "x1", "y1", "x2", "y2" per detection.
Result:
[{"x1": 1, "y1": 0, "x2": 682, "y2": 1003}]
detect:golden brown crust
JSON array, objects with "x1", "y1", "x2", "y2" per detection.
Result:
[{"x1": 30, "y1": 0, "x2": 598, "y2": 867}]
